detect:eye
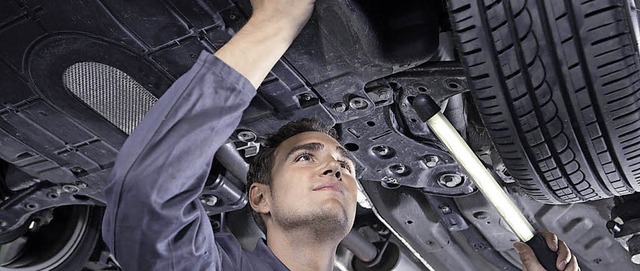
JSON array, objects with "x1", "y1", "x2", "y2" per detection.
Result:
[{"x1": 294, "y1": 153, "x2": 314, "y2": 162}]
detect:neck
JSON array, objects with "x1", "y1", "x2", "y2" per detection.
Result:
[{"x1": 266, "y1": 226, "x2": 340, "y2": 271}]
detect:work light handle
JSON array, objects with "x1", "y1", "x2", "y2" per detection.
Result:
[
  {"x1": 526, "y1": 233, "x2": 560, "y2": 271},
  {"x1": 411, "y1": 94, "x2": 441, "y2": 121}
]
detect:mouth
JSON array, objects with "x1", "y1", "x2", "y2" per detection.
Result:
[{"x1": 313, "y1": 182, "x2": 345, "y2": 194}]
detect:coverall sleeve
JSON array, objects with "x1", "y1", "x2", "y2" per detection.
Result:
[{"x1": 101, "y1": 51, "x2": 256, "y2": 271}]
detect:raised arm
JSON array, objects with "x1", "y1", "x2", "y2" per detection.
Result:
[
  {"x1": 215, "y1": 0, "x2": 316, "y2": 89},
  {"x1": 101, "y1": 1, "x2": 315, "y2": 270}
]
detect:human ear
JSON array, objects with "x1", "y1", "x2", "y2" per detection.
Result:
[{"x1": 249, "y1": 183, "x2": 271, "y2": 214}]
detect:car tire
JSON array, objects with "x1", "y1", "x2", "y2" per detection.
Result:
[
  {"x1": 0, "y1": 205, "x2": 102, "y2": 271},
  {"x1": 447, "y1": 0, "x2": 640, "y2": 203}
]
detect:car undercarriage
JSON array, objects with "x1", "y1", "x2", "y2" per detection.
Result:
[{"x1": 1, "y1": 0, "x2": 640, "y2": 270}]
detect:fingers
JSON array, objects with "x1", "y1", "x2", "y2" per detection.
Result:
[
  {"x1": 513, "y1": 242, "x2": 545, "y2": 271},
  {"x1": 565, "y1": 252, "x2": 579, "y2": 271},
  {"x1": 556, "y1": 239, "x2": 572, "y2": 270},
  {"x1": 516, "y1": 231, "x2": 581, "y2": 271},
  {"x1": 541, "y1": 231, "x2": 572, "y2": 269},
  {"x1": 540, "y1": 231, "x2": 559, "y2": 251}
]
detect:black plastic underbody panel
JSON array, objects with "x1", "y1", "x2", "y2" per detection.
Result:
[{"x1": 0, "y1": 0, "x2": 636, "y2": 270}]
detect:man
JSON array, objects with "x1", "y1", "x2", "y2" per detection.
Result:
[{"x1": 101, "y1": 0, "x2": 579, "y2": 270}]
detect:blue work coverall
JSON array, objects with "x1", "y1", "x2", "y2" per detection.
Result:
[{"x1": 102, "y1": 51, "x2": 289, "y2": 271}]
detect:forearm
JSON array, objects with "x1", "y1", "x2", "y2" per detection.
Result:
[{"x1": 214, "y1": 4, "x2": 313, "y2": 89}]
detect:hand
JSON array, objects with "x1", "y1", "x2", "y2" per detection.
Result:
[
  {"x1": 513, "y1": 231, "x2": 579, "y2": 271},
  {"x1": 214, "y1": 0, "x2": 316, "y2": 88},
  {"x1": 249, "y1": 0, "x2": 316, "y2": 32}
]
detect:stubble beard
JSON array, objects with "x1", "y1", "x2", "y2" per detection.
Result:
[{"x1": 274, "y1": 202, "x2": 351, "y2": 242}]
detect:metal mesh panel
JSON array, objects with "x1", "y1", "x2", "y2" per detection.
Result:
[{"x1": 63, "y1": 62, "x2": 158, "y2": 134}]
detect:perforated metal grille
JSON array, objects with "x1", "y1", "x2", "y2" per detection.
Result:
[{"x1": 63, "y1": 62, "x2": 158, "y2": 134}]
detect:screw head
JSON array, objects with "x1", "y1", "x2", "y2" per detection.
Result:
[
  {"x1": 423, "y1": 155, "x2": 440, "y2": 168},
  {"x1": 377, "y1": 89, "x2": 391, "y2": 100},
  {"x1": 332, "y1": 102, "x2": 347, "y2": 112},
  {"x1": 390, "y1": 164, "x2": 406, "y2": 174},
  {"x1": 299, "y1": 93, "x2": 313, "y2": 101},
  {"x1": 237, "y1": 131, "x2": 257, "y2": 142},
  {"x1": 438, "y1": 173, "x2": 464, "y2": 188},
  {"x1": 349, "y1": 97, "x2": 369, "y2": 110},
  {"x1": 201, "y1": 195, "x2": 218, "y2": 206},
  {"x1": 373, "y1": 145, "x2": 390, "y2": 156},
  {"x1": 381, "y1": 176, "x2": 400, "y2": 189},
  {"x1": 440, "y1": 205, "x2": 452, "y2": 214},
  {"x1": 607, "y1": 220, "x2": 623, "y2": 235},
  {"x1": 369, "y1": 87, "x2": 392, "y2": 101},
  {"x1": 62, "y1": 184, "x2": 79, "y2": 193},
  {"x1": 473, "y1": 211, "x2": 489, "y2": 220}
]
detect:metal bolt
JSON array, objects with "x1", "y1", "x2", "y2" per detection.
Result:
[
  {"x1": 381, "y1": 176, "x2": 400, "y2": 189},
  {"x1": 423, "y1": 155, "x2": 440, "y2": 168},
  {"x1": 299, "y1": 93, "x2": 313, "y2": 101},
  {"x1": 349, "y1": 97, "x2": 369, "y2": 110},
  {"x1": 377, "y1": 88, "x2": 391, "y2": 100},
  {"x1": 200, "y1": 195, "x2": 218, "y2": 206},
  {"x1": 473, "y1": 211, "x2": 489, "y2": 220},
  {"x1": 369, "y1": 87, "x2": 392, "y2": 101},
  {"x1": 438, "y1": 173, "x2": 464, "y2": 188},
  {"x1": 62, "y1": 184, "x2": 79, "y2": 193},
  {"x1": 440, "y1": 205, "x2": 452, "y2": 214},
  {"x1": 332, "y1": 102, "x2": 347, "y2": 112},
  {"x1": 390, "y1": 164, "x2": 406, "y2": 175},
  {"x1": 384, "y1": 177, "x2": 398, "y2": 184},
  {"x1": 237, "y1": 131, "x2": 257, "y2": 142},
  {"x1": 607, "y1": 220, "x2": 623, "y2": 235},
  {"x1": 373, "y1": 145, "x2": 390, "y2": 156}
]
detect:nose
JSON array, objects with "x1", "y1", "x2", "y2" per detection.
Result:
[
  {"x1": 322, "y1": 169, "x2": 341, "y2": 179},
  {"x1": 322, "y1": 160, "x2": 342, "y2": 180}
]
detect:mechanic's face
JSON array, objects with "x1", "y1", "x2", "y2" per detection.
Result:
[{"x1": 263, "y1": 132, "x2": 358, "y2": 238}]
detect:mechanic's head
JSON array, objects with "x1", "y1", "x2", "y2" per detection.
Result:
[{"x1": 246, "y1": 118, "x2": 358, "y2": 240}]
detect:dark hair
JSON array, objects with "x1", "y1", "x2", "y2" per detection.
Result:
[{"x1": 246, "y1": 118, "x2": 338, "y2": 233}]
